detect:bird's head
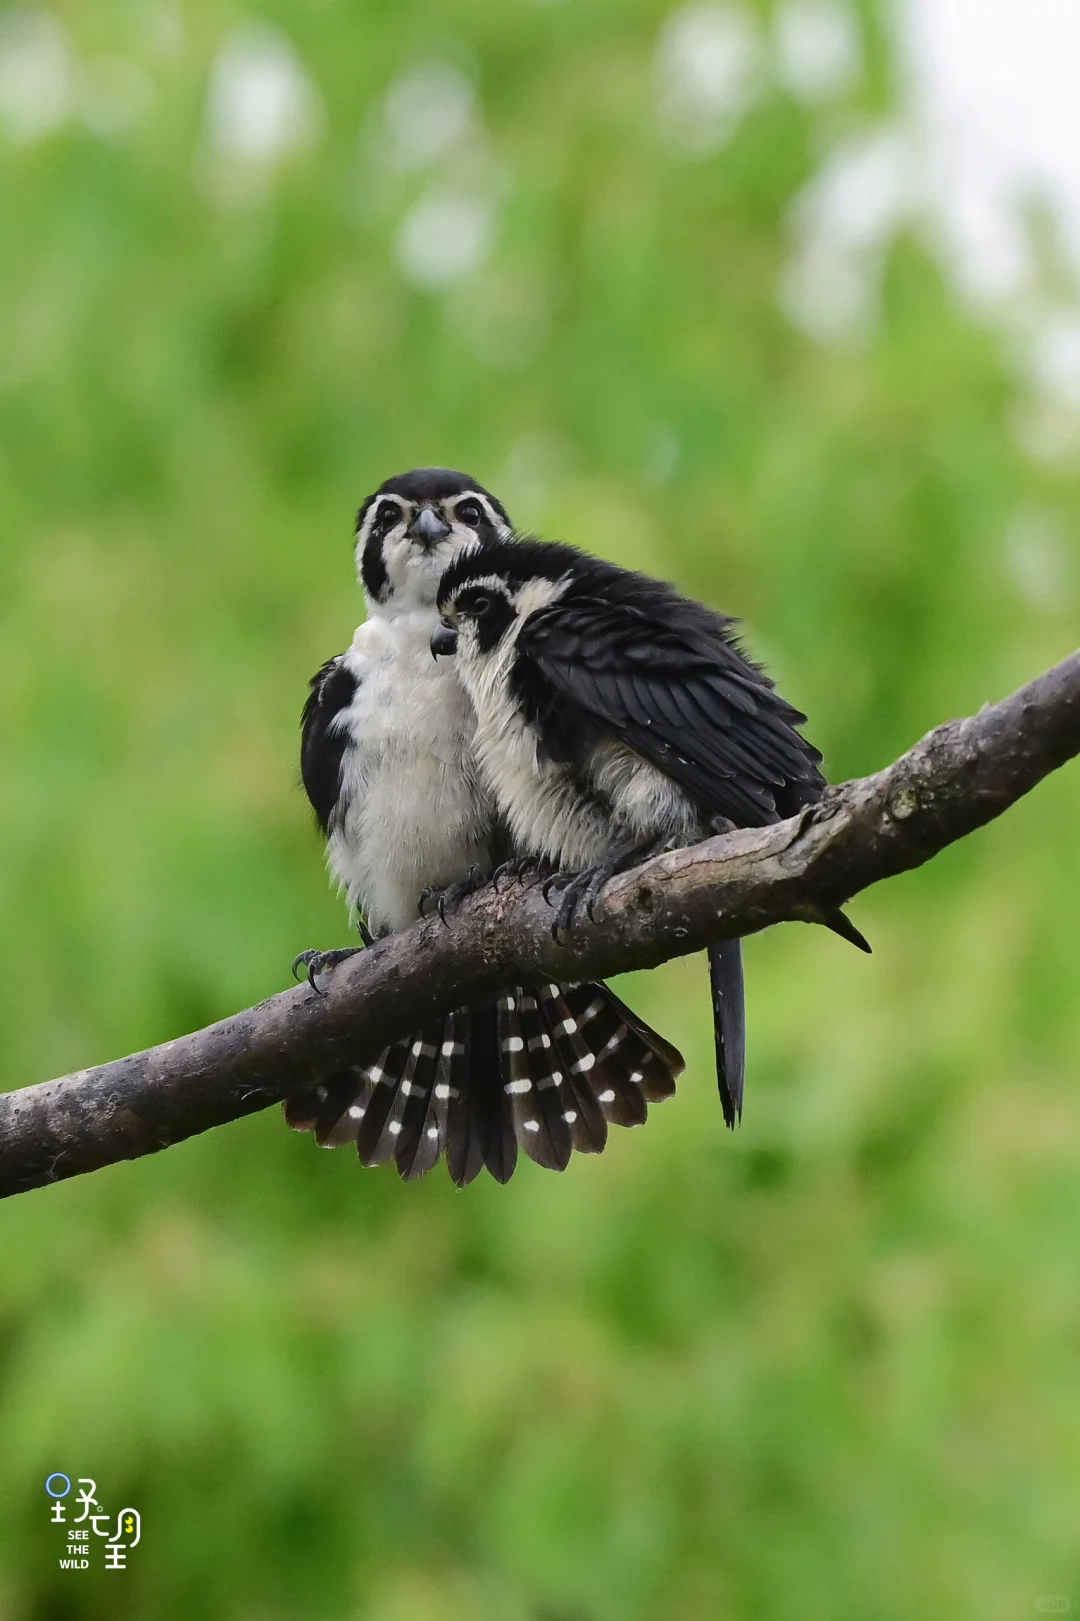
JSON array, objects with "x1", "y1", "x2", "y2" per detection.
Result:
[
  {"x1": 356, "y1": 468, "x2": 512, "y2": 612},
  {"x1": 432, "y1": 537, "x2": 577, "y2": 669}
]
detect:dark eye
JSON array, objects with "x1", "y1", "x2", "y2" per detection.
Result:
[
  {"x1": 375, "y1": 502, "x2": 400, "y2": 532},
  {"x1": 456, "y1": 500, "x2": 483, "y2": 527},
  {"x1": 469, "y1": 592, "x2": 492, "y2": 616}
]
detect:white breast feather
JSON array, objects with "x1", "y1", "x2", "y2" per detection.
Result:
[
  {"x1": 326, "y1": 608, "x2": 493, "y2": 933},
  {"x1": 457, "y1": 597, "x2": 612, "y2": 871},
  {"x1": 589, "y1": 740, "x2": 699, "y2": 846}
]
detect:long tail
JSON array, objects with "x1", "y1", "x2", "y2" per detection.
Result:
[
  {"x1": 282, "y1": 982, "x2": 684, "y2": 1186},
  {"x1": 708, "y1": 939, "x2": 746, "y2": 1128}
]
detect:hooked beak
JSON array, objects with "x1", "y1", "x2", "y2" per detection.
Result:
[
  {"x1": 430, "y1": 623, "x2": 458, "y2": 659},
  {"x1": 406, "y1": 506, "x2": 452, "y2": 548}
]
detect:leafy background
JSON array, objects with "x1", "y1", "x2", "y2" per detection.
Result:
[{"x1": 1, "y1": 1, "x2": 1079, "y2": 1617}]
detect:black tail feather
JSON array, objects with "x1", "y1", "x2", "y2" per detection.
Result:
[
  {"x1": 503, "y1": 990, "x2": 574, "y2": 1171},
  {"x1": 553, "y1": 985, "x2": 647, "y2": 1128},
  {"x1": 446, "y1": 1009, "x2": 485, "y2": 1188},
  {"x1": 708, "y1": 939, "x2": 746, "y2": 1128},
  {"x1": 587, "y1": 982, "x2": 683, "y2": 1105},
  {"x1": 355, "y1": 1042, "x2": 413, "y2": 1166},
  {"x1": 474, "y1": 1002, "x2": 518, "y2": 1185},
  {"x1": 534, "y1": 988, "x2": 608, "y2": 1156},
  {"x1": 391, "y1": 1022, "x2": 447, "y2": 1181}
]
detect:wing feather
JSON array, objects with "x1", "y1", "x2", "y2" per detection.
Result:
[{"x1": 519, "y1": 600, "x2": 824, "y2": 824}]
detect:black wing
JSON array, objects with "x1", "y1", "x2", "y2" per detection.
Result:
[
  {"x1": 300, "y1": 655, "x2": 358, "y2": 834},
  {"x1": 517, "y1": 597, "x2": 825, "y2": 828}
]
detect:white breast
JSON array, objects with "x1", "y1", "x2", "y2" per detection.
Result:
[
  {"x1": 461, "y1": 635, "x2": 609, "y2": 871},
  {"x1": 326, "y1": 609, "x2": 494, "y2": 933},
  {"x1": 589, "y1": 739, "x2": 700, "y2": 847}
]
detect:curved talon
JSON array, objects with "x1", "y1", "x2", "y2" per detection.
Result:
[
  {"x1": 493, "y1": 856, "x2": 543, "y2": 894},
  {"x1": 492, "y1": 861, "x2": 513, "y2": 894},
  {"x1": 290, "y1": 946, "x2": 360, "y2": 995},
  {"x1": 582, "y1": 867, "x2": 613, "y2": 922},
  {"x1": 298, "y1": 951, "x2": 329, "y2": 997},
  {"x1": 551, "y1": 877, "x2": 583, "y2": 939},
  {"x1": 421, "y1": 865, "x2": 489, "y2": 925},
  {"x1": 542, "y1": 873, "x2": 565, "y2": 906}
]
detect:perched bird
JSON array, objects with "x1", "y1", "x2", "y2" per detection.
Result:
[
  {"x1": 285, "y1": 469, "x2": 684, "y2": 1185},
  {"x1": 433, "y1": 535, "x2": 869, "y2": 1128}
]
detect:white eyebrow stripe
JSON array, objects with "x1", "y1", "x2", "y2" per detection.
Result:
[
  {"x1": 471, "y1": 491, "x2": 509, "y2": 532},
  {"x1": 449, "y1": 572, "x2": 512, "y2": 601},
  {"x1": 500, "y1": 574, "x2": 571, "y2": 620}
]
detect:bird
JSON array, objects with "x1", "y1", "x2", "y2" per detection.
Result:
[
  {"x1": 432, "y1": 534, "x2": 870, "y2": 1129},
  {"x1": 284, "y1": 468, "x2": 685, "y2": 1186}
]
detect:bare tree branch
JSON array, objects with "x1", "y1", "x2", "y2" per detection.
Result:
[{"x1": 2, "y1": 650, "x2": 1078, "y2": 1200}]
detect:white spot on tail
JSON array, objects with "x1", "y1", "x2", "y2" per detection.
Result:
[
  {"x1": 505, "y1": 1078, "x2": 532, "y2": 1094},
  {"x1": 348, "y1": 1104, "x2": 365, "y2": 1120},
  {"x1": 598, "y1": 1088, "x2": 616, "y2": 1103},
  {"x1": 574, "y1": 1053, "x2": 596, "y2": 1073},
  {"x1": 504, "y1": 1035, "x2": 524, "y2": 1053},
  {"x1": 523, "y1": 1119, "x2": 540, "y2": 1133},
  {"x1": 563, "y1": 1109, "x2": 578, "y2": 1124},
  {"x1": 388, "y1": 1121, "x2": 402, "y2": 1136}
]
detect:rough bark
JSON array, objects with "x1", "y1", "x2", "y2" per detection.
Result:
[{"x1": 1, "y1": 650, "x2": 1077, "y2": 1200}]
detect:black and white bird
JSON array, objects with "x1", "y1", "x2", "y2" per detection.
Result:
[
  {"x1": 285, "y1": 469, "x2": 684, "y2": 1185},
  {"x1": 433, "y1": 535, "x2": 869, "y2": 1128}
]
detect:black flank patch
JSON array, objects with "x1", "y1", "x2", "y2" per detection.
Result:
[{"x1": 300, "y1": 656, "x2": 358, "y2": 834}]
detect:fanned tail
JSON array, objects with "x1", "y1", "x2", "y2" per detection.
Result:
[{"x1": 283, "y1": 981, "x2": 684, "y2": 1184}]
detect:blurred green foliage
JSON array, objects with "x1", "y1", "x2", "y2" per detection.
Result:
[{"x1": 1, "y1": 1, "x2": 1079, "y2": 1618}]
